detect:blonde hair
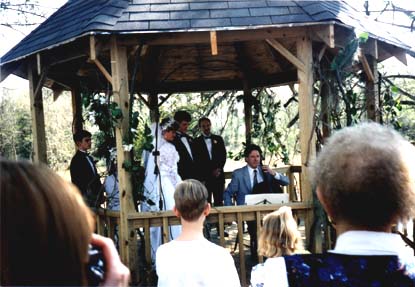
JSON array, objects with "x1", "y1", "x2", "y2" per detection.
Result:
[
  {"x1": 0, "y1": 159, "x2": 95, "y2": 285},
  {"x1": 311, "y1": 122, "x2": 415, "y2": 228},
  {"x1": 258, "y1": 206, "x2": 303, "y2": 257},
  {"x1": 174, "y1": 179, "x2": 208, "y2": 221}
]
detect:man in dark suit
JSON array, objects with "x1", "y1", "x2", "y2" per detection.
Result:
[
  {"x1": 224, "y1": 144, "x2": 289, "y2": 262},
  {"x1": 194, "y1": 117, "x2": 227, "y2": 207},
  {"x1": 173, "y1": 111, "x2": 196, "y2": 180},
  {"x1": 70, "y1": 130, "x2": 103, "y2": 208}
]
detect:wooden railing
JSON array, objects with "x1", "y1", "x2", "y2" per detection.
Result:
[
  {"x1": 95, "y1": 165, "x2": 307, "y2": 286},
  {"x1": 127, "y1": 202, "x2": 312, "y2": 286}
]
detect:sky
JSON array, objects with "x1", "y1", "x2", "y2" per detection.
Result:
[{"x1": 0, "y1": 0, "x2": 414, "y2": 91}]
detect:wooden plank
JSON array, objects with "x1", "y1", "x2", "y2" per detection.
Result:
[
  {"x1": 358, "y1": 48, "x2": 375, "y2": 82},
  {"x1": 256, "y1": 211, "x2": 263, "y2": 264},
  {"x1": 210, "y1": 31, "x2": 218, "y2": 56},
  {"x1": 162, "y1": 217, "x2": 169, "y2": 243},
  {"x1": 110, "y1": 36, "x2": 138, "y2": 278},
  {"x1": 266, "y1": 39, "x2": 306, "y2": 72},
  {"x1": 218, "y1": 213, "x2": 225, "y2": 247},
  {"x1": 144, "y1": 219, "x2": 151, "y2": 268},
  {"x1": 296, "y1": 36, "x2": 318, "y2": 252},
  {"x1": 28, "y1": 61, "x2": 47, "y2": 164},
  {"x1": 237, "y1": 212, "x2": 246, "y2": 287}
]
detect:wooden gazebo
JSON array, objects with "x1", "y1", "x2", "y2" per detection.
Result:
[{"x1": 1, "y1": 0, "x2": 414, "y2": 284}]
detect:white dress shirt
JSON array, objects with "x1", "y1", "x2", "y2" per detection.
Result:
[
  {"x1": 202, "y1": 133, "x2": 212, "y2": 159},
  {"x1": 178, "y1": 132, "x2": 193, "y2": 160},
  {"x1": 248, "y1": 166, "x2": 263, "y2": 188}
]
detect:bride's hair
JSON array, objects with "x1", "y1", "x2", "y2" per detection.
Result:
[{"x1": 160, "y1": 117, "x2": 178, "y2": 133}]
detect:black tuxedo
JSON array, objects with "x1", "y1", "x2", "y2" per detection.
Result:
[
  {"x1": 194, "y1": 134, "x2": 227, "y2": 206},
  {"x1": 173, "y1": 133, "x2": 197, "y2": 180},
  {"x1": 70, "y1": 150, "x2": 102, "y2": 207}
]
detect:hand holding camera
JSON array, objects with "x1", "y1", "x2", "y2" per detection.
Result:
[{"x1": 89, "y1": 234, "x2": 130, "y2": 287}]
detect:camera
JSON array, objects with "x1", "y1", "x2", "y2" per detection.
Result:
[{"x1": 86, "y1": 244, "x2": 106, "y2": 286}]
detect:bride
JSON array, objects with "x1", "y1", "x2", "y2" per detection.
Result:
[{"x1": 142, "y1": 117, "x2": 182, "y2": 261}]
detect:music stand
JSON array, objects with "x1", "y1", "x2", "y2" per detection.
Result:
[{"x1": 245, "y1": 193, "x2": 289, "y2": 205}]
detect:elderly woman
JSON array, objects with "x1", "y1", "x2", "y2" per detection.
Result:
[{"x1": 251, "y1": 122, "x2": 415, "y2": 286}]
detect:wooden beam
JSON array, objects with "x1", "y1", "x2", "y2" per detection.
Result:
[
  {"x1": 266, "y1": 39, "x2": 306, "y2": 72},
  {"x1": 361, "y1": 38, "x2": 378, "y2": 59},
  {"x1": 210, "y1": 31, "x2": 218, "y2": 56},
  {"x1": 312, "y1": 24, "x2": 335, "y2": 48},
  {"x1": 71, "y1": 87, "x2": 83, "y2": 134},
  {"x1": 90, "y1": 35, "x2": 96, "y2": 61},
  {"x1": 36, "y1": 53, "x2": 41, "y2": 75},
  {"x1": 358, "y1": 48, "x2": 375, "y2": 82},
  {"x1": 296, "y1": 36, "x2": 318, "y2": 252},
  {"x1": 89, "y1": 35, "x2": 113, "y2": 84},
  {"x1": 28, "y1": 61, "x2": 47, "y2": 164},
  {"x1": 121, "y1": 26, "x2": 306, "y2": 46},
  {"x1": 378, "y1": 42, "x2": 408, "y2": 65},
  {"x1": 365, "y1": 54, "x2": 380, "y2": 122},
  {"x1": 110, "y1": 36, "x2": 138, "y2": 283}
]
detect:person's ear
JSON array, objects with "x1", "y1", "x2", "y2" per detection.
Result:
[
  {"x1": 173, "y1": 206, "x2": 181, "y2": 218},
  {"x1": 203, "y1": 203, "x2": 211, "y2": 216},
  {"x1": 316, "y1": 187, "x2": 335, "y2": 221}
]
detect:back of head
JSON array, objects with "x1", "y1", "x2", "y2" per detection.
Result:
[
  {"x1": 174, "y1": 110, "x2": 191, "y2": 123},
  {"x1": 160, "y1": 117, "x2": 179, "y2": 133},
  {"x1": 0, "y1": 159, "x2": 94, "y2": 286},
  {"x1": 174, "y1": 179, "x2": 208, "y2": 221},
  {"x1": 73, "y1": 129, "x2": 91, "y2": 143},
  {"x1": 258, "y1": 206, "x2": 302, "y2": 257},
  {"x1": 311, "y1": 122, "x2": 415, "y2": 229}
]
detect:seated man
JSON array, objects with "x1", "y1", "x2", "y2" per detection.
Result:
[{"x1": 224, "y1": 144, "x2": 289, "y2": 262}]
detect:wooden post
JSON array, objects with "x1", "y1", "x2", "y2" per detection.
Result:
[
  {"x1": 28, "y1": 61, "x2": 47, "y2": 164},
  {"x1": 110, "y1": 36, "x2": 138, "y2": 282},
  {"x1": 71, "y1": 87, "x2": 83, "y2": 134},
  {"x1": 365, "y1": 54, "x2": 379, "y2": 122},
  {"x1": 296, "y1": 36, "x2": 318, "y2": 252},
  {"x1": 148, "y1": 92, "x2": 159, "y2": 122},
  {"x1": 321, "y1": 81, "x2": 331, "y2": 140},
  {"x1": 243, "y1": 83, "x2": 252, "y2": 146}
]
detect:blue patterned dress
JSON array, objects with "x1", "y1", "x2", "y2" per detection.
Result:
[{"x1": 284, "y1": 253, "x2": 415, "y2": 287}]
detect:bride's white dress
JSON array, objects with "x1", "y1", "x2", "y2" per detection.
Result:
[{"x1": 142, "y1": 138, "x2": 182, "y2": 262}]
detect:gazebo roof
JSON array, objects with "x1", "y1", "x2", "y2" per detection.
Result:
[{"x1": 1, "y1": 0, "x2": 413, "y2": 65}]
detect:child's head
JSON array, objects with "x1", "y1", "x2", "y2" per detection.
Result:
[
  {"x1": 258, "y1": 206, "x2": 303, "y2": 257},
  {"x1": 174, "y1": 179, "x2": 209, "y2": 221}
]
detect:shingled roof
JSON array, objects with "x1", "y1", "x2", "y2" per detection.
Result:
[{"x1": 1, "y1": 0, "x2": 414, "y2": 65}]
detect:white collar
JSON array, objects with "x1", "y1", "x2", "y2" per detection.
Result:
[{"x1": 331, "y1": 230, "x2": 410, "y2": 257}]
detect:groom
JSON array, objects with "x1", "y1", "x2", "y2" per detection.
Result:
[{"x1": 173, "y1": 110, "x2": 197, "y2": 180}]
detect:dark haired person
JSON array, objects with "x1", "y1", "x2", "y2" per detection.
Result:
[
  {"x1": 173, "y1": 110, "x2": 197, "y2": 180},
  {"x1": 224, "y1": 144, "x2": 289, "y2": 262},
  {"x1": 193, "y1": 117, "x2": 227, "y2": 207},
  {"x1": 156, "y1": 179, "x2": 240, "y2": 287},
  {"x1": 70, "y1": 129, "x2": 103, "y2": 208},
  {"x1": 142, "y1": 117, "x2": 182, "y2": 262}
]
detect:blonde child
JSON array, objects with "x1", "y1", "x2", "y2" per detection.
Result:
[{"x1": 251, "y1": 206, "x2": 306, "y2": 286}]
